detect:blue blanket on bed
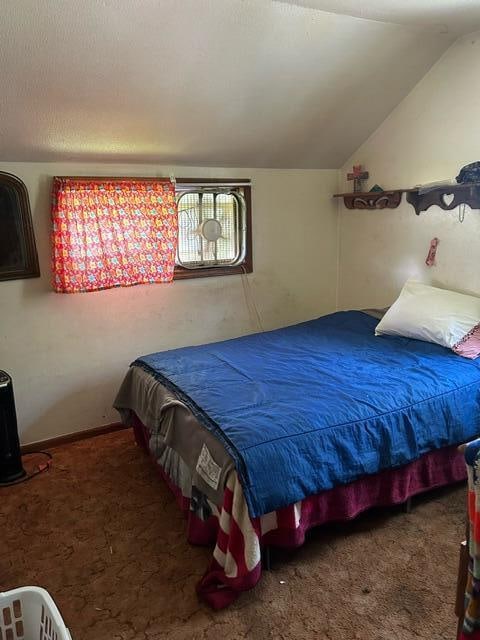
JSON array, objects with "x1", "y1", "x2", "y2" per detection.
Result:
[{"x1": 134, "y1": 311, "x2": 480, "y2": 517}]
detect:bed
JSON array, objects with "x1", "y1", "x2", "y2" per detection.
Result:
[{"x1": 114, "y1": 310, "x2": 479, "y2": 608}]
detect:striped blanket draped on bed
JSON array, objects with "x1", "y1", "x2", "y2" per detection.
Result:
[{"x1": 460, "y1": 440, "x2": 480, "y2": 638}]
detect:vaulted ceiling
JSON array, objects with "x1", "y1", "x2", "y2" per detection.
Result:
[{"x1": 1, "y1": 0, "x2": 479, "y2": 168}]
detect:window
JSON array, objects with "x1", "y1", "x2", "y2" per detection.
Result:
[
  {"x1": 50, "y1": 176, "x2": 251, "y2": 292},
  {"x1": 174, "y1": 179, "x2": 252, "y2": 279}
]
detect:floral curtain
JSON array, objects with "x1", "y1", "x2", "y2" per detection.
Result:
[{"x1": 51, "y1": 178, "x2": 177, "y2": 293}]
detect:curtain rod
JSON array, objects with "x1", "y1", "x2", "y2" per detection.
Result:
[
  {"x1": 176, "y1": 182, "x2": 251, "y2": 188},
  {"x1": 53, "y1": 176, "x2": 173, "y2": 183},
  {"x1": 53, "y1": 177, "x2": 251, "y2": 187}
]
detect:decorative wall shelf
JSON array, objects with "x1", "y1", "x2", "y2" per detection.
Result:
[
  {"x1": 406, "y1": 183, "x2": 480, "y2": 215},
  {"x1": 334, "y1": 182, "x2": 480, "y2": 214},
  {"x1": 333, "y1": 190, "x2": 404, "y2": 210}
]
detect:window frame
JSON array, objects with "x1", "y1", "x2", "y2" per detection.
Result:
[{"x1": 174, "y1": 178, "x2": 252, "y2": 280}]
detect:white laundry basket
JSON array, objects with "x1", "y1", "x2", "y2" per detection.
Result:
[{"x1": 0, "y1": 587, "x2": 71, "y2": 640}]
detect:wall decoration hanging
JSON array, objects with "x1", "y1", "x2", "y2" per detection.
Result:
[
  {"x1": 347, "y1": 165, "x2": 369, "y2": 192},
  {"x1": 0, "y1": 172, "x2": 40, "y2": 282},
  {"x1": 425, "y1": 237, "x2": 439, "y2": 267}
]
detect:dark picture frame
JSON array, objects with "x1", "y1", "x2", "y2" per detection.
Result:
[{"x1": 0, "y1": 171, "x2": 40, "y2": 281}]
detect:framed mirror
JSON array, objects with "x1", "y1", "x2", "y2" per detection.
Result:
[{"x1": 0, "y1": 171, "x2": 40, "y2": 281}]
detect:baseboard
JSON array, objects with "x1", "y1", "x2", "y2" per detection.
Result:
[{"x1": 21, "y1": 422, "x2": 129, "y2": 454}]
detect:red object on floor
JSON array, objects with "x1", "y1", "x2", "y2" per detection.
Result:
[{"x1": 132, "y1": 415, "x2": 466, "y2": 609}]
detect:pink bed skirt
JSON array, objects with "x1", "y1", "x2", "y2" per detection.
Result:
[{"x1": 132, "y1": 415, "x2": 466, "y2": 608}]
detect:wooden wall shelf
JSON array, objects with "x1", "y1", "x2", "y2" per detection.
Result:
[
  {"x1": 333, "y1": 190, "x2": 404, "y2": 210},
  {"x1": 334, "y1": 182, "x2": 480, "y2": 214},
  {"x1": 406, "y1": 183, "x2": 480, "y2": 215}
]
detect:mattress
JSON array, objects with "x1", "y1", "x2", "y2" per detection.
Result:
[
  {"x1": 127, "y1": 310, "x2": 480, "y2": 517},
  {"x1": 115, "y1": 365, "x2": 233, "y2": 505}
]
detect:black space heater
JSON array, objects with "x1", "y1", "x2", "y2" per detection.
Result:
[{"x1": 0, "y1": 370, "x2": 26, "y2": 484}]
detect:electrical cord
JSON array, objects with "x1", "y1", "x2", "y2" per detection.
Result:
[
  {"x1": 0, "y1": 451, "x2": 52, "y2": 487},
  {"x1": 241, "y1": 264, "x2": 264, "y2": 332}
]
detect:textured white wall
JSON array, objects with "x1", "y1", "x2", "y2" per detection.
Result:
[
  {"x1": 0, "y1": 163, "x2": 338, "y2": 444},
  {"x1": 338, "y1": 32, "x2": 480, "y2": 310}
]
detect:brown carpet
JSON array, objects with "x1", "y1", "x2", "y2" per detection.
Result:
[{"x1": 1, "y1": 430, "x2": 465, "y2": 640}]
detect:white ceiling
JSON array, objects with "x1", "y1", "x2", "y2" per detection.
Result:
[
  {"x1": 0, "y1": 0, "x2": 478, "y2": 168},
  {"x1": 278, "y1": 1, "x2": 480, "y2": 36}
]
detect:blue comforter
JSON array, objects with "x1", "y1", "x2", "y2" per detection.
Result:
[{"x1": 134, "y1": 311, "x2": 480, "y2": 517}]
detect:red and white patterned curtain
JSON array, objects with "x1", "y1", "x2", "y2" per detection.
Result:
[{"x1": 51, "y1": 178, "x2": 177, "y2": 293}]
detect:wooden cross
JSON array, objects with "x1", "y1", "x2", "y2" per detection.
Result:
[{"x1": 347, "y1": 165, "x2": 369, "y2": 193}]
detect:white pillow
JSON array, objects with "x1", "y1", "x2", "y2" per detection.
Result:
[{"x1": 375, "y1": 280, "x2": 480, "y2": 358}]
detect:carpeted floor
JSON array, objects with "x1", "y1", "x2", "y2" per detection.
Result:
[{"x1": 1, "y1": 430, "x2": 465, "y2": 640}]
